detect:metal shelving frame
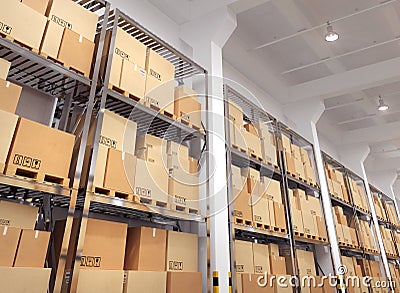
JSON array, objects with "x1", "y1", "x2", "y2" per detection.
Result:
[
  {"x1": 0, "y1": 1, "x2": 110, "y2": 292},
  {"x1": 223, "y1": 85, "x2": 334, "y2": 293},
  {"x1": 67, "y1": 8, "x2": 209, "y2": 293}
]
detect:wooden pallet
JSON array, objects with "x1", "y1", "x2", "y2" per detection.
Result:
[
  {"x1": 40, "y1": 52, "x2": 90, "y2": 78},
  {"x1": 294, "y1": 231, "x2": 305, "y2": 237},
  {"x1": 339, "y1": 242, "x2": 356, "y2": 248},
  {"x1": 271, "y1": 226, "x2": 287, "y2": 234},
  {"x1": 1, "y1": 33, "x2": 39, "y2": 54},
  {"x1": 234, "y1": 216, "x2": 253, "y2": 227},
  {"x1": 108, "y1": 83, "x2": 141, "y2": 102},
  {"x1": 317, "y1": 236, "x2": 328, "y2": 242},
  {"x1": 254, "y1": 221, "x2": 271, "y2": 230},
  {"x1": 176, "y1": 117, "x2": 202, "y2": 132},
  {"x1": 232, "y1": 144, "x2": 247, "y2": 154},
  {"x1": 264, "y1": 160, "x2": 280, "y2": 171},
  {"x1": 355, "y1": 205, "x2": 369, "y2": 214},
  {"x1": 5, "y1": 165, "x2": 69, "y2": 187},
  {"x1": 170, "y1": 203, "x2": 200, "y2": 215},
  {"x1": 139, "y1": 196, "x2": 168, "y2": 208},
  {"x1": 307, "y1": 181, "x2": 319, "y2": 189},
  {"x1": 142, "y1": 101, "x2": 175, "y2": 119},
  {"x1": 92, "y1": 186, "x2": 138, "y2": 202},
  {"x1": 249, "y1": 152, "x2": 263, "y2": 162}
]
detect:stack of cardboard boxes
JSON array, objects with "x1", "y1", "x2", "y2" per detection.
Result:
[
  {"x1": 332, "y1": 207, "x2": 359, "y2": 247},
  {"x1": 389, "y1": 262, "x2": 400, "y2": 291},
  {"x1": 68, "y1": 219, "x2": 201, "y2": 292},
  {"x1": 288, "y1": 189, "x2": 327, "y2": 241},
  {"x1": 174, "y1": 85, "x2": 202, "y2": 131},
  {"x1": 0, "y1": 201, "x2": 51, "y2": 292},
  {"x1": 235, "y1": 241, "x2": 290, "y2": 293},
  {"x1": 393, "y1": 232, "x2": 400, "y2": 255},
  {"x1": 0, "y1": 58, "x2": 75, "y2": 186},
  {"x1": 167, "y1": 141, "x2": 199, "y2": 214},
  {"x1": 325, "y1": 164, "x2": 350, "y2": 203},
  {"x1": 373, "y1": 196, "x2": 387, "y2": 221},
  {"x1": 256, "y1": 121, "x2": 278, "y2": 166},
  {"x1": 357, "y1": 219, "x2": 378, "y2": 253},
  {"x1": 386, "y1": 204, "x2": 400, "y2": 227},
  {"x1": 282, "y1": 135, "x2": 317, "y2": 186},
  {"x1": 340, "y1": 256, "x2": 378, "y2": 293},
  {"x1": 348, "y1": 178, "x2": 369, "y2": 212},
  {"x1": 379, "y1": 226, "x2": 397, "y2": 257}
]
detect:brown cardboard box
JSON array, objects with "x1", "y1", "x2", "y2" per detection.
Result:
[
  {"x1": 5, "y1": 118, "x2": 75, "y2": 182},
  {"x1": 233, "y1": 183, "x2": 252, "y2": 222},
  {"x1": 294, "y1": 157, "x2": 306, "y2": 179},
  {"x1": 0, "y1": 1, "x2": 47, "y2": 50},
  {"x1": 241, "y1": 129, "x2": 262, "y2": 158},
  {"x1": 47, "y1": 0, "x2": 98, "y2": 41},
  {"x1": 0, "y1": 225, "x2": 21, "y2": 266},
  {"x1": 332, "y1": 181, "x2": 343, "y2": 199},
  {"x1": 40, "y1": 20, "x2": 64, "y2": 59},
  {"x1": 237, "y1": 273, "x2": 268, "y2": 293},
  {"x1": 246, "y1": 167, "x2": 260, "y2": 193},
  {"x1": 251, "y1": 195, "x2": 271, "y2": 226},
  {"x1": 0, "y1": 58, "x2": 11, "y2": 80},
  {"x1": 291, "y1": 144, "x2": 301, "y2": 159},
  {"x1": 124, "y1": 227, "x2": 166, "y2": 271},
  {"x1": 235, "y1": 240, "x2": 254, "y2": 273},
  {"x1": 338, "y1": 214, "x2": 347, "y2": 225},
  {"x1": 103, "y1": 149, "x2": 136, "y2": 195},
  {"x1": 124, "y1": 271, "x2": 167, "y2": 293},
  {"x1": 281, "y1": 135, "x2": 291, "y2": 153},
  {"x1": 166, "y1": 231, "x2": 198, "y2": 272},
  {"x1": 244, "y1": 123, "x2": 259, "y2": 136},
  {"x1": 232, "y1": 165, "x2": 246, "y2": 191},
  {"x1": 136, "y1": 134, "x2": 167, "y2": 165},
  {"x1": 0, "y1": 267, "x2": 51, "y2": 293},
  {"x1": 21, "y1": 0, "x2": 49, "y2": 15},
  {"x1": 119, "y1": 59, "x2": 147, "y2": 99},
  {"x1": 335, "y1": 224, "x2": 344, "y2": 242},
  {"x1": 174, "y1": 85, "x2": 202, "y2": 130},
  {"x1": 228, "y1": 101, "x2": 244, "y2": 126},
  {"x1": 166, "y1": 272, "x2": 202, "y2": 293},
  {"x1": 304, "y1": 163, "x2": 316, "y2": 184},
  {"x1": 144, "y1": 49, "x2": 175, "y2": 114},
  {"x1": 14, "y1": 230, "x2": 50, "y2": 268},
  {"x1": 134, "y1": 159, "x2": 169, "y2": 205},
  {"x1": 285, "y1": 152, "x2": 296, "y2": 173},
  {"x1": 78, "y1": 218, "x2": 127, "y2": 270},
  {"x1": 0, "y1": 79, "x2": 22, "y2": 114},
  {"x1": 369, "y1": 261, "x2": 382, "y2": 277},
  {"x1": 342, "y1": 225, "x2": 351, "y2": 244},
  {"x1": 264, "y1": 178, "x2": 281, "y2": 203},
  {"x1": 316, "y1": 216, "x2": 327, "y2": 239},
  {"x1": 292, "y1": 208, "x2": 304, "y2": 233},
  {"x1": 75, "y1": 270, "x2": 124, "y2": 293},
  {"x1": 270, "y1": 256, "x2": 286, "y2": 275},
  {"x1": 296, "y1": 250, "x2": 316, "y2": 275},
  {"x1": 269, "y1": 243, "x2": 279, "y2": 256},
  {"x1": 273, "y1": 202, "x2": 286, "y2": 230},
  {"x1": 261, "y1": 136, "x2": 277, "y2": 165},
  {"x1": 253, "y1": 243, "x2": 270, "y2": 274},
  {"x1": 302, "y1": 212, "x2": 317, "y2": 236},
  {"x1": 168, "y1": 173, "x2": 199, "y2": 212},
  {"x1": 300, "y1": 148, "x2": 310, "y2": 164},
  {"x1": 0, "y1": 110, "x2": 18, "y2": 173},
  {"x1": 230, "y1": 121, "x2": 247, "y2": 151},
  {"x1": 167, "y1": 141, "x2": 189, "y2": 172},
  {"x1": 58, "y1": 29, "x2": 95, "y2": 77},
  {"x1": 307, "y1": 196, "x2": 322, "y2": 217},
  {"x1": 0, "y1": 200, "x2": 38, "y2": 229}
]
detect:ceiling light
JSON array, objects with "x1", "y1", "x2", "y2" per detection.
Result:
[
  {"x1": 378, "y1": 95, "x2": 389, "y2": 111},
  {"x1": 325, "y1": 22, "x2": 339, "y2": 42}
]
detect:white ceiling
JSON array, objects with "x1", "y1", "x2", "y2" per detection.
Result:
[{"x1": 149, "y1": 0, "x2": 400, "y2": 188}]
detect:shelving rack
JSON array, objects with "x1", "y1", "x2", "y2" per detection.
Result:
[
  {"x1": 0, "y1": 1, "x2": 110, "y2": 292},
  {"x1": 66, "y1": 8, "x2": 209, "y2": 293},
  {"x1": 322, "y1": 153, "x2": 390, "y2": 283},
  {"x1": 223, "y1": 85, "x2": 335, "y2": 292}
]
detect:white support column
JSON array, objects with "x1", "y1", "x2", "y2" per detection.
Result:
[
  {"x1": 181, "y1": 7, "x2": 237, "y2": 292},
  {"x1": 339, "y1": 144, "x2": 392, "y2": 281},
  {"x1": 284, "y1": 99, "x2": 344, "y2": 281}
]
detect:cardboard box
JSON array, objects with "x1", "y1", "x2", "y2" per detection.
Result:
[
  {"x1": 294, "y1": 157, "x2": 306, "y2": 179},
  {"x1": 134, "y1": 159, "x2": 169, "y2": 205},
  {"x1": 14, "y1": 230, "x2": 50, "y2": 268},
  {"x1": 168, "y1": 174, "x2": 199, "y2": 212},
  {"x1": 291, "y1": 144, "x2": 301, "y2": 159},
  {"x1": 0, "y1": 58, "x2": 11, "y2": 80},
  {"x1": 58, "y1": 29, "x2": 95, "y2": 77},
  {"x1": 144, "y1": 49, "x2": 175, "y2": 114},
  {"x1": 235, "y1": 240, "x2": 254, "y2": 273},
  {"x1": 304, "y1": 163, "x2": 316, "y2": 184},
  {"x1": 302, "y1": 211, "x2": 317, "y2": 236},
  {"x1": 241, "y1": 129, "x2": 262, "y2": 158},
  {"x1": 261, "y1": 136, "x2": 277, "y2": 165},
  {"x1": 291, "y1": 208, "x2": 304, "y2": 233},
  {"x1": 331, "y1": 181, "x2": 343, "y2": 199},
  {"x1": 285, "y1": 152, "x2": 296, "y2": 173},
  {"x1": 136, "y1": 134, "x2": 167, "y2": 165},
  {"x1": 78, "y1": 218, "x2": 127, "y2": 270},
  {"x1": 273, "y1": 202, "x2": 286, "y2": 230},
  {"x1": 47, "y1": 0, "x2": 98, "y2": 41},
  {"x1": 40, "y1": 20, "x2": 64, "y2": 59},
  {"x1": 269, "y1": 243, "x2": 279, "y2": 256},
  {"x1": 124, "y1": 226, "x2": 166, "y2": 271},
  {"x1": 253, "y1": 243, "x2": 270, "y2": 274},
  {"x1": 264, "y1": 178, "x2": 282, "y2": 203},
  {"x1": 228, "y1": 101, "x2": 243, "y2": 126},
  {"x1": 245, "y1": 167, "x2": 260, "y2": 192},
  {"x1": 75, "y1": 270, "x2": 124, "y2": 293},
  {"x1": 103, "y1": 149, "x2": 136, "y2": 195},
  {"x1": 300, "y1": 148, "x2": 310, "y2": 164},
  {"x1": 296, "y1": 250, "x2": 316, "y2": 275},
  {"x1": 124, "y1": 271, "x2": 167, "y2": 293},
  {"x1": 119, "y1": 58, "x2": 147, "y2": 99},
  {"x1": 0, "y1": 1, "x2": 47, "y2": 50},
  {"x1": 316, "y1": 216, "x2": 327, "y2": 239},
  {"x1": 233, "y1": 183, "x2": 252, "y2": 221},
  {"x1": 166, "y1": 231, "x2": 198, "y2": 272},
  {"x1": 281, "y1": 135, "x2": 291, "y2": 153},
  {"x1": 0, "y1": 110, "x2": 18, "y2": 173},
  {"x1": 5, "y1": 118, "x2": 75, "y2": 181},
  {"x1": 251, "y1": 194, "x2": 270, "y2": 226},
  {"x1": 0, "y1": 267, "x2": 51, "y2": 293},
  {"x1": 21, "y1": 0, "x2": 49, "y2": 15},
  {"x1": 342, "y1": 225, "x2": 351, "y2": 244},
  {"x1": 244, "y1": 123, "x2": 259, "y2": 136},
  {"x1": 335, "y1": 224, "x2": 344, "y2": 242},
  {"x1": 167, "y1": 141, "x2": 189, "y2": 172},
  {"x1": 369, "y1": 261, "x2": 382, "y2": 278},
  {"x1": 232, "y1": 165, "x2": 246, "y2": 191},
  {"x1": 166, "y1": 272, "x2": 202, "y2": 293},
  {"x1": 307, "y1": 196, "x2": 322, "y2": 217},
  {"x1": 0, "y1": 79, "x2": 22, "y2": 114},
  {"x1": 270, "y1": 256, "x2": 286, "y2": 275},
  {"x1": 0, "y1": 200, "x2": 38, "y2": 229},
  {"x1": 174, "y1": 85, "x2": 202, "y2": 129},
  {"x1": 0, "y1": 225, "x2": 21, "y2": 266},
  {"x1": 230, "y1": 121, "x2": 247, "y2": 151}
]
